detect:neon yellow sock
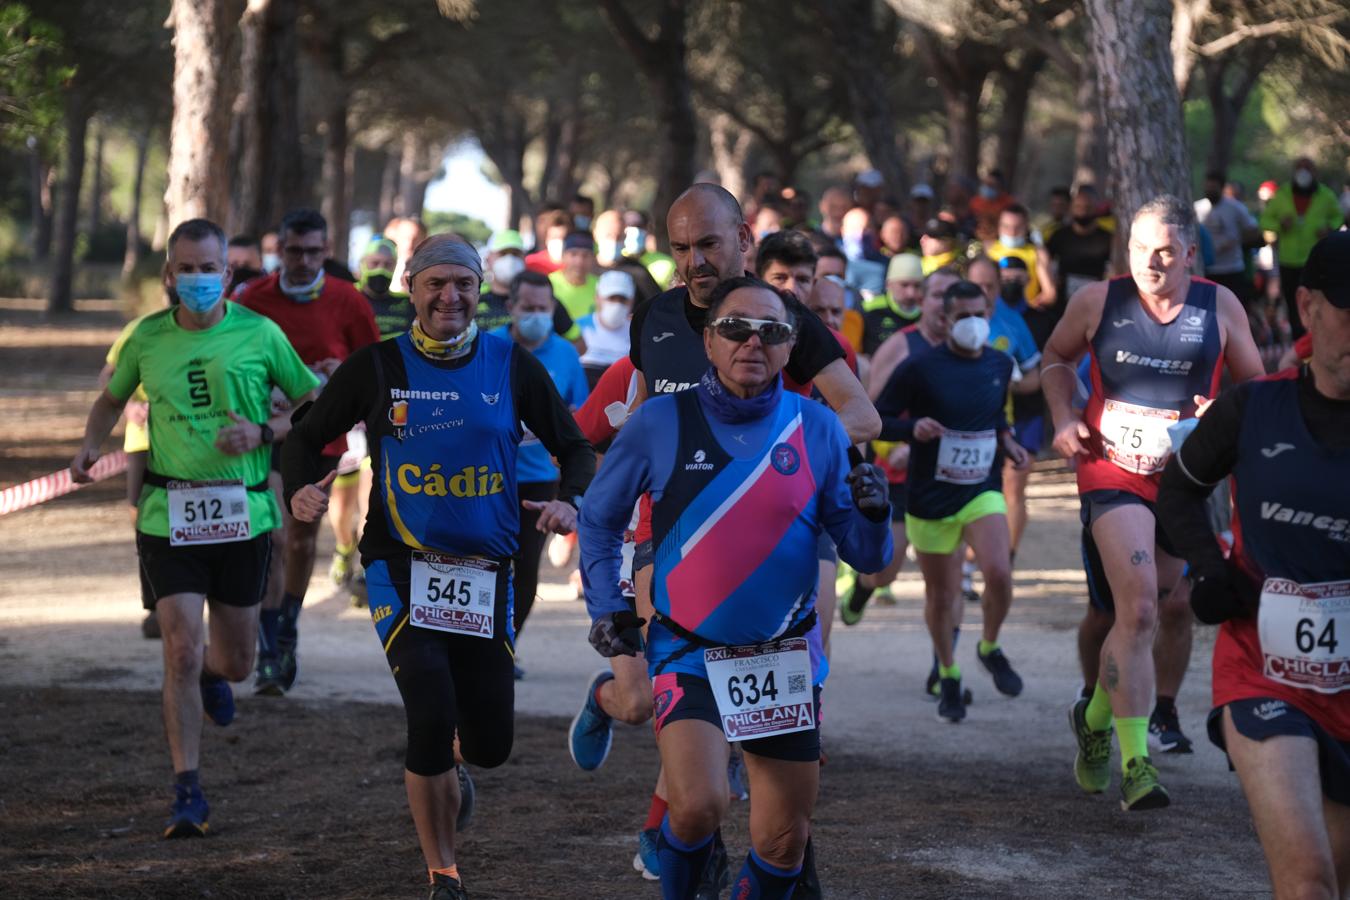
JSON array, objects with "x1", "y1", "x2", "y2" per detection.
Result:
[
  {"x1": 336, "y1": 541, "x2": 356, "y2": 556},
  {"x1": 1117, "y1": 717, "x2": 1150, "y2": 772},
  {"x1": 939, "y1": 663, "x2": 961, "y2": 680},
  {"x1": 1085, "y1": 683, "x2": 1114, "y2": 732},
  {"x1": 978, "y1": 639, "x2": 999, "y2": 656}
]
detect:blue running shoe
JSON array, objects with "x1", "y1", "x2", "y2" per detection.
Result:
[
  {"x1": 456, "y1": 766, "x2": 475, "y2": 832},
  {"x1": 164, "y1": 783, "x2": 209, "y2": 839},
  {"x1": 200, "y1": 674, "x2": 234, "y2": 727},
  {"x1": 569, "y1": 670, "x2": 614, "y2": 771},
  {"x1": 633, "y1": 828, "x2": 660, "y2": 881},
  {"x1": 254, "y1": 654, "x2": 284, "y2": 697},
  {"x1": 727, "y1": 750, "x2": 748, "y2": 801}
]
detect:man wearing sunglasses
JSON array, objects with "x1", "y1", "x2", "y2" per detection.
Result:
[
  {"x1": 239, "y1": 208, "x2": 380, "y2": 696},
  {"x1": 875, "y1": 279, "x2": 1031, "y2": 723},
  {"x1": 580, "y1": 276, "x2": 892, "y2": 900}
]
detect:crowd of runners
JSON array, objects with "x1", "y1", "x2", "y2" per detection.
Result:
[{"x1": 66, "y1": 157, "x2": 1349, "y2": 900}]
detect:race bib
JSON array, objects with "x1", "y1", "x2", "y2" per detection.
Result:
[
  {"x1": 1099, "y1": 399, "x2": 1178, "y2": 475},
  {"x1": 409, "y1": 551, "x2": 498, "y2": 638},
  {"x1": 704, "y1": 637, "x2": 815, "y2": 742},
  {"x1": 1257, "y1": 577, "x2": 1350, "y2": 694},
  {"x1": 167, "y1": 480, "x2": 250, "y2": 546},
  {"x1": 936, "y1": 429, "x2": 997, "y2": 485}
]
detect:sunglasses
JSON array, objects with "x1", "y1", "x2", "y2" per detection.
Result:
[{"x1": 710, "y1": 316, "x2": 795, "y2": 345}]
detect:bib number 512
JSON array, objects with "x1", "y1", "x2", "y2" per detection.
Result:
[
  {"x1": 425, "y1": 576, "x2": 471, "y2": 607},
  {"x1": 181, "y1": 497, "x2": 223, "y2": 523},
  {"x1": 1296, "y1": 617, "x2": 1339, "y2": 654},
  {"x1": 727, "y1": 671, "x2": 779, "y2": 707}
]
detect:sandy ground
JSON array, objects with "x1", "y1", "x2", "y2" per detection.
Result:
[{"x1": 0, "y1": 299, "x2": 1272, "y2": 898}]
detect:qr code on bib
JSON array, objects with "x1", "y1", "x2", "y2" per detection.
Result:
[
  {"x1": 478, "y1": 589, "x2": 492, "y2": 608},
  {"x1": 229, "y1": 501, "x2": 246, "y2": 516},
  {"x1": 788, "y1": 673, "x2": 807, "y2": 694}
]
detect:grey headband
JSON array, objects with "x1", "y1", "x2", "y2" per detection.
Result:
[{"x1": 407, "y1": 239, "x2": 483, "y2": 281}]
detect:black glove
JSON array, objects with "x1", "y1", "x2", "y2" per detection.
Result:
[
  {"x1": 588, "y1": 610, "x2": 647, "y2": 657},
  {"x1": 1189, "y1": 562, "x2": 1262, "y2": 625},
  {"x1": 846, "y1": 462, "x2": 890, "y2": 522}
]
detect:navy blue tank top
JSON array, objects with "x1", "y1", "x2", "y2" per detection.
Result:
[{"x1": 641, "y1": 288, "x2": 706, "y2": 396}]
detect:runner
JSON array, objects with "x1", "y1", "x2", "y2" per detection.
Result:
[
  {"x1": 578, "y1": 276, "x2": 893, "y2": 900},
  {"x1": 239, "y1": 208, "x2": 381, "y2": 695},
  {"x1": 861, "y1": 252, "x2": 924, "y2": 357},
  {"x1": 577, "y1": 270, "x2": 637, "y2": 389},
  {"x1": 70, "y1": 218, "x2": 320, "y2": 838},
  {"x1": 357, "y1": 235, "x2": 415, "y2": 339},
  {"x1": 478, "y1": 229, "x2": 576, "y2": 338},
  {"x1": 1042, "y1": 195, "x2": 1264, "y2": 809},
  {"x1": 874, "y1": 279, "x2": 1030, "y2": 721},
  {"x1": 283, "y1": 235, "x2": 595, "y2": 900},
  {"x1": 1156, "y1": 232, "x2": 1350, "y2": 897},
  {"x1": 841, "y1": 268, "x2": 958, "y2": 627}
]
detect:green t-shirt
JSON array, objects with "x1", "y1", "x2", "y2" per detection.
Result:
[
  {"x1": 107, "y1": 315, "x2": 151, "y2": 453},
  {"x1": 548, "y1": 271, "x2": 598, "y2": 324},
  {"x1": 106, "y1": 303, "x2": 320, "y2": 538}
]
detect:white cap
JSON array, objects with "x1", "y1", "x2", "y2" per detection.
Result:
[
  {"x1": 856, "y1": 168, "x2": 884, "y2": 188},
  {"x1": 910, "y1": 183, "x2": 935, "y2": 199},
  {"x1": 597, "y1": 269, "x2": 636, "y2": 301}
]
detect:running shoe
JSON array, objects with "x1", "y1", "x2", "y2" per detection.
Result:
[
  {"x1": 349, "y1": 566, "x2": 367, "y2": 609},
  {"x1": 428, "y1": 872, "x2": 469, "y2": 900},
  {"x1": 838, "y1": 581, "x2": 871, "y2": 626},
  {"x1": 633, "y1": 828, "x2": 660, "y2": 881},
  {"x1": 547, "y1": 532, "x2": 576, "y2": 568},
  {"x1": 936, "y1": 677, "x2": 966, "y2": 723},
  {"x1": 278, "y1": 643, "x2": 298, "y2": 692},
  {"x1": 141, "y1": 611, "x2": 161, "y2": 640},
  {"x1": 329, "y1": 547, "x2": 355, "y2": 586},
  {"x1": 200, "y1": 674, "x2": 235, "y2": 727},
  {"x1": 977, "y1": 646, "x2": 1024, "y2": 697},
  {"x1": 1068, "y1": 698, "x2": 1113, "y2": 794},
  {"x1": 694, "y1": 830, "x2": 729, "y2": 900},
  {"x1": 795, "y1": 837, "x2": 822, "y2": 899},
  {"x1": 925, "y1": 657, "x2": 940, "y2": 698},
  {"x1": 834, "y1": 562, "x2": 857, "y2": 598},
  {"x1": 254, "y1": 654, "x2": 285, "y2": 697},
  {"x1": 727, "y1": 750, "x2": 749, "y2": 801},
  {"x1": 1120, "y1": 756, "x2": 1170, "y2": 811},
  {"x1": 513, "y1": 663, "x2": 525, "y2": 681},
  {"x1": 1149, "y1": 705, "x2": 1194, "y2": 754},
  {"x1": 456, "y1": 766, "x2": 475, "y2": 832},
  {"x1": 164, "y1": 783, "x2": 209, "y2": 839},
  {"x1": 568, "y1": 671, "x2": 614, "y2": 770}
]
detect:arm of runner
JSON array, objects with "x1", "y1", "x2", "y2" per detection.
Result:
[
  {"x1": 578, "y1": 405, "x2": 659, "y2": 621},
  {"x1": 866, "y1": 331, "x2": 909, "y2": 401},
  {"x1": 1033, "y1": 245, "x2": 1056, "y2": 308},
  {"x1": 281, "y1": 346, "x2": 378, "y2": 510},
  {"x1": 1041, "y1": 282, "x2": 1103, "y2": 457},
  {"x1": 71, "y1": 389, "x2": 128, "y2": 482},
  {"x1": 813, "y1": 357, "x2": 882, "y2": 444},
  {"x1": 821, "y1": 424, "x2": 893, "y2": 574},
  {"x1": 513, "y1": 347, "x2": 597, "y2": 533},
  {"x1": 1215, "y1": 287, "x2": 1266, "y2": 384}
]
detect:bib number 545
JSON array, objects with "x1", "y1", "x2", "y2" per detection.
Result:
[{"x1": 425, "y1": 576, "x2": 471, "y2": 607}]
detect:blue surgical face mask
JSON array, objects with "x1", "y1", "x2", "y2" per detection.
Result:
[
  {"x1": 979, "y1": 185, "x2": 999, "y2": 200},
  {"x1": 622, "y1": 226, "x2": 647, "y2": 257},
  {"x1": 175, "y1": 271, "x2": 224, "y2": 314},
  {"x1": 516, "y1": 311, "x2": 553, "y2": 343},
  {"x1": 262, "y1": 252, "x2": 281, "y2": 273}
]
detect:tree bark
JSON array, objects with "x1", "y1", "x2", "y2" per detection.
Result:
[
  {"x1": 1171, "y1": 0, "x2": 1210, "y2": 100},
  {"x1": 1072, "y1": 67, "x2": 1107, "y2": 189},
  {"x1": 87, "y1": 120, "x2": 105, "y2": 236},
  {"x1": 123, "y1": 126, "x2": 153, "y2": 278},
  {"x1": 164, "y1": 0, "x2": 236, "y2": 227},
  {"x1": 816, "y1": 0, "x2": 909, "y2": 195},
  {"x1": 321, "y1": 102, "x2": 350, "y2": 256},
  {"x1": 377, "y1": 146, "x2": 398, "y2": 227},
  {"x1": 1085, "y1": 0, "x2": 1192, "y2": 226},
  {"x1": 1203, "y1": 43, "x2": 1276, "y2": 175},
  {"x1": 994, "y1": 51, "x2": 1047, "y2": 190},
  {"x1": 236, "y1": 0, "x2": 302, "y2": 236},
  {"x1": 708, "y1": 111, "x2": 753, "y2": 201},
  {"x1": 28, "y1": 141, "x2": 54, "y2": 261},
  {"x1": 49, "y1": 92, "x2": 90, "y2": 315},
  {"x1": 917, "y1": 30, "x2": 996, "y2": 183}
]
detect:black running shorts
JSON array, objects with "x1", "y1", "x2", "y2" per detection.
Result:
[
  {"x1": 135, "y1": 532, "x2": 272, "y2": 610},
  {"x1": 1208, "y1": 698, "x2": 1350, "y2": 806},
  {"x1": 651, "y1": 671, "x2": 822, "y2": 763}
]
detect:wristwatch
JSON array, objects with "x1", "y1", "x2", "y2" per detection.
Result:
[{"x1": 259, "y1": 423, "x2": 275, "y2": 445}]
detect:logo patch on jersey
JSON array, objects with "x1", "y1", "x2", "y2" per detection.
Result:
[
  {"x1": 1113, "y1": 350, "x2": 1193, "y2": 374},
  {"x1": 1258, "y1": 502, "x2": 1349, "y2": 539},
  {"x1": 685, "y1": 448, "x2": 715, "y2": 471},
  {"x1": 397, "y1": 463, "x2": 505, "y2": 498},
  {"x1": 1183, "y1": 313, "x2": 1205, "y2": 328},
  {"x1": 481, "y1": 392, "x2": 500, "y2": 405},
  {"x1": 1260, "y1": 442, "x2": 1296, "y2": 459},
  {"x1": 391, "y1": 387, "x2": 460, "y2": 401},
  {"x1": 389, "y1": 400, "x2": 408, "y2": 427},
  {"x1": 654, "y1": 379, "x2": 694, "y2": 393},
  {"x1": 771, "y1": 442, "x2": 800, "y2": 476},
  {"x1": 1112, "y1": 318, "x2": 1134, "y2": 328},
  {"x1": 652, "y1": 332, "x2": 675, "y2": 343},
  {"x1": 1251, "y1": 700, "x2": 1288, "y2": 721}
]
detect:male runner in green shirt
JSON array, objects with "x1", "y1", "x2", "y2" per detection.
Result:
[{"x1": 72, "y1": 218, "x2": 319, "y2": 839}]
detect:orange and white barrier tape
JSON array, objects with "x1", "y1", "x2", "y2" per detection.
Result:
[{"x1": 0, "y1": 452, "x2": 128, "y2": 516}]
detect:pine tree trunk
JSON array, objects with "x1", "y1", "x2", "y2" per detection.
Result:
[
  {"x1": 708, "y1": 111, "x2": 752, "y2": 201},
  {"x1": 164, "y1": 0, "x2": 235, "y2": 226},
  {"x1": 994, "y1": 52, "x2": 1046, "y2": 190},
  {"x1": 49, "y1": 93, "x2": 90, "y2": 314},
  {"x1": 28, "y1": 141, "x2": 53, "y2": 261},
  {"x1": 321, "y1": 103, "x2": 350, "y2": 257},
  {"x1": 1072, "y1": 69, "x2": 1107, "y2": 189},
  {"x1": 1084, "y1": 0, "x2": 1192, "y2": 225},
  {"x1": 88, "y1": 120, "x2": 105, "y2": 236},
  {"x1": 123, "y1": 127, "x2": 152, "y2": 278}
]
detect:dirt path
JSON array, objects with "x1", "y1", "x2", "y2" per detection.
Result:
[{"x1": 0, "y1": 300, "x2": 1271, "y2": 898}]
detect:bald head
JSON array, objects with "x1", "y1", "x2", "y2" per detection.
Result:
[{"x1": 667, "y1": 183, "x2": 753, "y2": 306}]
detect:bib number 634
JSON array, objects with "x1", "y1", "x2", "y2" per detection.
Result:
[{"x1": 726, "y1": 670, "x2": 779, "y2": 707}]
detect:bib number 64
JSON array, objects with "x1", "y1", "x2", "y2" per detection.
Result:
[{"x1": 1296, "y1": 617, "x2": 1339, "y2": 654}]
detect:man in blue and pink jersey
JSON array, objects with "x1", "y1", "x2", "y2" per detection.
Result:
[
  {"x1": 1157, "y1": 231, "x2": 1350, "y2": 899},
  {"x1": 579, "y1": 278, "x2": 892, "y2": 900},
  {"x1": 1042, "y1": 194, "x2": 1264, "y2": 811}
]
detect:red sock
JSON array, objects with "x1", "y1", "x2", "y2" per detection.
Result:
[
  {"x1": 429, "y1": 864, "x2": 460, "y2": 884},
  {"x1": 642, "y1": 793, "x2": 668, "y2": 832}
]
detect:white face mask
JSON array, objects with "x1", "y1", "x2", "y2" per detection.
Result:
[
  {"x1": 491, "y1": 254, "x2": 525, "y2": 287},
  {"x1": 999, "y1": 234, "x2": 1027, "y2": 249},
  {"x1": 1294, "y1": 169, "x2": 1314, "y2": 189},
  {"x1": 546, "y1": 238, "x2": 565, "y2": 262},
  {"x1": 597, "y1": 299, "x2": 629, "y2": 330},
  {"x1": 950, "y1": 315, "x2": 990, "y2": 352}
]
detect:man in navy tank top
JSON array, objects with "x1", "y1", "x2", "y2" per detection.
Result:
[
  {"x1": 1041, "y1": 195, "x2": 1264, "y2": 811},
  {"x1": 1156, "y1": 230, "x2": 1350, "y2": 899}
]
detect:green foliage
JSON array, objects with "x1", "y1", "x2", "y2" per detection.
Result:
[
  {"x1": 0, "y1": 4, "x2": 72, "y2": 150},
  {"x1": 424, "y1": 209, "x2": 491, "y2": 246}
]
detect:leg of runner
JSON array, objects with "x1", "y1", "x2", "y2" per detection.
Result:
[
  {"x1": 513, "y1": 480, "x2": 558, "y2": 647},
  {"x1": 1222, "y1": 708, "x2": 1344, "y2": 898},
  {"x1": 817, "y1": 559, "x2": 837, "y2": 652},
  {"x1": 917, "y1": 550, "x2": 965, "y2": 722},
  {"x1": 840, "y1": 485, "x2": 907, "y2": 627},
  {"x1": 326, "y1": 472, "x2": 361, "y2": 586},
  {"x1": 274, "y1": 504, "x2": 323, "y2": 691},
  {"x1": 963, "y1": 513, "x2": 1023, "y2": 697},
  {"x1": 157, "y1": 594, "x2": 210, "y2": 777},
  {"x1": 735, "y1": 750, "x2": 818, "y2": 895},
  {"x1": 1150, "y1": 571, "x2": 1194, "y2": 753},
  {"x1": 1002, "y1": 457, "x2": 1031, "y2": 555},
  {"x1": 656, "y1": 719, "x2": 731, "y2": 899},
  {"x1": 256, "y1": 473, "x2": 288, "y2": 694},
  {"x1": 1077, "y1": 605, "x2": 1113, "y2": 696},
  {"x1": 1088, "y1": 504, "x2": 1171, "y2": 809}
]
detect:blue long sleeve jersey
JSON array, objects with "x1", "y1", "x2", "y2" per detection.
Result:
[{"x1": 579, "y1": 387, "x2": 893, "y2": 639}]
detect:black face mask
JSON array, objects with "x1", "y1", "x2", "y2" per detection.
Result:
[
  {"x1": 229, "y1": 267, "x2": 263, "y2": 294},
  {"x1": 1205, "y1": 191, "x2": 1222, "y2": 204},
  {"x1": 1000, "y1": 281, "x2": 1026, "y2": 307},
  {"x1": 1072, "y1": 214, "x2": 1096, "y2": 227},
  {"x1": 364, "y1": 274, "x2": 392, "y2": 296}
]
